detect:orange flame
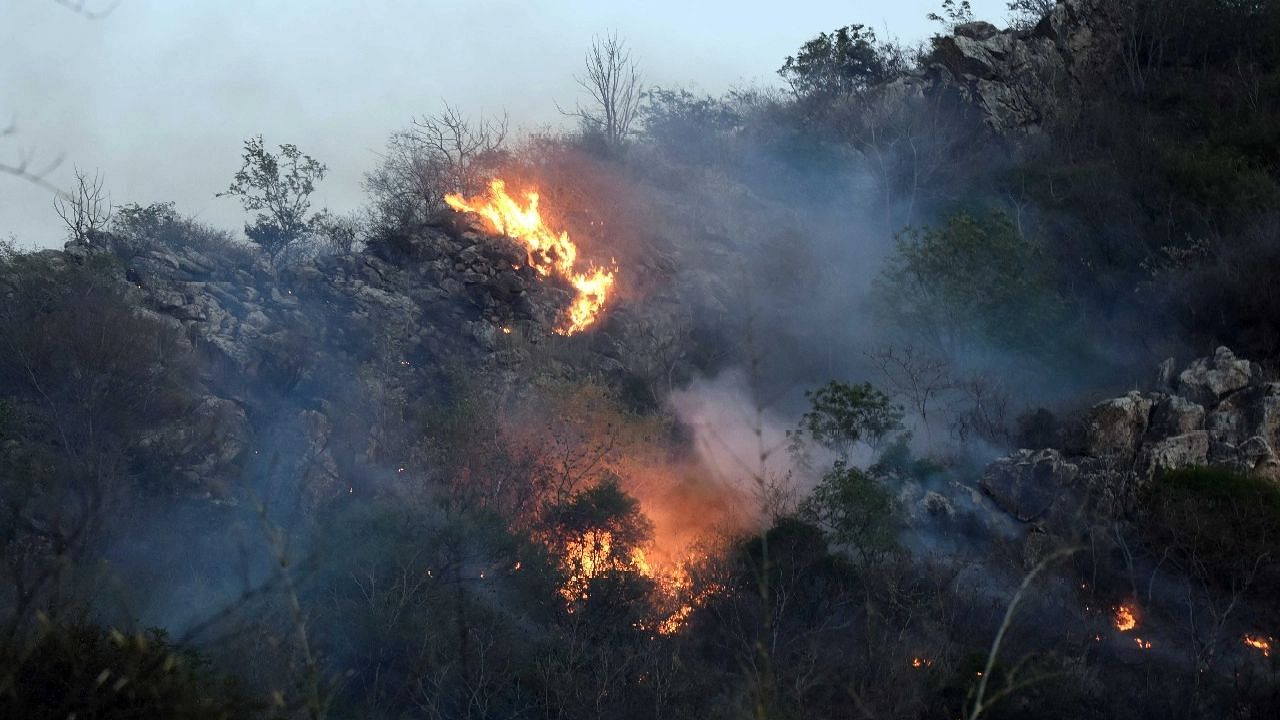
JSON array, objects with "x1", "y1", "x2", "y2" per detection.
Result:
[
  {"x1": 911, "y1": 657, "x2": 933, "y2": 669},
  {"x1": 554, "y1": 529, "x2": 713, "y2": 635},
  {"x1": 1244, "y1": 634, "x2": 1273, "y2": 657},
  {"x1": 1134, "y1": 637, "x2": 1152, "y2": 650},
  {"x1": 1114, "y1": 603, "x2": 1138, "y2": 632},
  {"x1": 445, "y1": 179, "x2": 616, "y2": 335}
]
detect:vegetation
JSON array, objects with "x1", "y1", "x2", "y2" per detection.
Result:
[{"x1": 5, "y1": 1, "x2": 1280, "y2": 718}]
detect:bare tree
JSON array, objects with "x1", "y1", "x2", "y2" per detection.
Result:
[
  {"x1": 52, "y1": 168, "x2": 111, "y2": 243},
  {"x1": 0, "y1": 119, "x2": 64, "y2": 194},
  {"x1": 563, "y1": 33, "x2": 643, "y2": 148},
  {"x1": 365, "y1": 103, "x2": 507, "y2": 226},
  {"x1": 867, "y1": 343, "x2": 953, "y2": 449}
]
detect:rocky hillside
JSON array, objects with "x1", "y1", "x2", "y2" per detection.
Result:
[
  {"x1": 860, "y1": 0, "x2": 1120, "y2": 135},
  {"x1": 983, "y1": 347, "x2": 1280, "y2": 530},
  {"x1": 53, "y1": 218, "x2": 684, "y2": 505}
]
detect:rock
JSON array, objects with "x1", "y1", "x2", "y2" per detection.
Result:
[
  {"x1": 1148, "y1": 394, "x2": 1205, "y2": 437},
  {"x1": 1178, "y1": 346, "x2": 1254, "y2": 406},
  {"x1": 954, "y1": 21, "x2": 1000, "y2": 41},
  {"x1": 1137, "y1": 431, "x2": 1209, "y2": 477},
  {"x1": 923, "y1": 491, "x2": 955, "y2": 517},
  {"x1": 1155, "y1": 357, "x2": 1177, "y2": 393},
  {"x1": 980, "y1": 449, "x2": 1078, "y2": 523},
  {"x1": 1082, "y1": 392, "x2": 1152, "y2": 457}
]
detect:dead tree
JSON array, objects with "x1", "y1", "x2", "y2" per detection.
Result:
[
  {"x1": 53, "y1": 169, "x2": 111, "y2": 244},
  {"x1": 564, "y1": 33, "x2": 643, "y2": 147}
]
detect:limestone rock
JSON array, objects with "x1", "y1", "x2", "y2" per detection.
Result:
[
  {"x1": 1082, "y1": 392, "x2": 1152, "y2": 457},
  {"x1": 980, "y1": 449, "x2": 1078, "y2": 523},
  {"x1": 1178, "y1": 346, "x2": 1254, "y2": 406}
]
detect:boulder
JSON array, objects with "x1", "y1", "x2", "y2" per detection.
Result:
[
  {"x1": 1178, "y1": 346, "x2": 1254, "y2": 406},
  {"x1": 1082, "y1": 392, "x2": 1152, "y2": 457},
  {"x1": 1137, "y1": 431, "x2": 1210, "y2": 478},
  {"x1": 1148, "y1": 394, "x2": 1205, "y2": 437},
  {"x1": 980, "y1": 449, "x2": 1078, "y2": 523}
]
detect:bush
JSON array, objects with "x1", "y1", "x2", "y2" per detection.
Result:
[
  {"x1": 1, "y1": 621, "x2": 260, "y2": 720},
  {"x1": 1142, "y1": 466, "x2": 1280, "y2": 605},
  {"x1": 107, "y1": 202, "x2": 254, "y2": 265},
  {"x1": 874, "y1": 212, "x2": 1073, "y2": 359}
]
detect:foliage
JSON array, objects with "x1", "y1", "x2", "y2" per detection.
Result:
[
  {"x1": 800, "y1": 460, "x2": 899, "y2": 562},
  {"x1": 796, "y1": 380, "x2": 904, "y2": 458},
  {"x1": 778, "y1": 24, "x2": 900, "y2": 99},
  {"x1": 928, "y1": 0, "x2": 976, "y2": 31},
  {"x1": 107, "y1": 201, "x2": 253, "y2": 263},
  {"x1": 219, "y1": 135, "x2": 327, "y2": 262},
  {"x1": 1, "y1": 621, "x2": 261, "y2": 720},
  {"x1": 876, "y1": 212, "x2": 1071, "y2": 358},
  {"x1": 1142, "y1": 466, "x2": 1280, "y2": 601}
]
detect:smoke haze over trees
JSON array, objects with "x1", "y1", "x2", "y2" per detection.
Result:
[{"x1": 4, "y1": 1, "x2": 1280, "y2": 718}]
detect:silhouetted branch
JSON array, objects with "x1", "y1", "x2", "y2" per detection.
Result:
[{"x1": 52, "y1": 0, "x2": 121, "y2": 19}]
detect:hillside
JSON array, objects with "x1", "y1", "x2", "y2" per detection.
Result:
[{"x1": 4, "y1": 1, "x2": 1280, "y2": 718}]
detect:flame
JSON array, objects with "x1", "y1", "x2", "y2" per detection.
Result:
[
  {"x1": 1114, "y1": 603, "x2": 1138, "y2": 632},
  {"x1": 1244, "y1": 634, "x2": 1272, "y2": 657},
  {"x1": 911, "y1": 657, "x2": 933, "y2": 669},
  {"x1": 445, "y1": 179, "x2": 616, "y2": 335},
  {"x1": 1134, "y1": 637, "x2": 1152, "y2": 650},
  {"x1": 554, "y1": 529, "x2": 712, "y2": 635},
  {"x1": 558, "y1": 529, "x2": 644, "y2": 604}
]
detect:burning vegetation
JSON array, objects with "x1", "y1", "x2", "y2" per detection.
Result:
[
  {"x1": 445, "y1": 179, "x2": 616, "y2": 334},
  {"x1": 8, "y1": 1, "x2": 1280, "y2": 719}
]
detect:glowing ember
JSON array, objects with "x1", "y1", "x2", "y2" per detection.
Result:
[
  {"x1": 1134, "y1": 637, "x2": 1152, "y2": 650},
  {"x1": 1114, "y1": 603, "x2": 1138, "y2": 632},
  {"x1": 911, "y1": 658, "x2": 933, "y2": 669},
  {"x1": 1244, "y1": 634, "x2": 1272, "y2": 657},
  {"x1": 445, "y1": 179, "x2": 617, "y2": 335}
]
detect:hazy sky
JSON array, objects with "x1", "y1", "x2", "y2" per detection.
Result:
[{"x1": 1, "y1": 0, "x2": 1008, "y2": 247}]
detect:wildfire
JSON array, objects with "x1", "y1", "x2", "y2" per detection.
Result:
[
  {"x1": 911, "y1": 657, "x2": 934, "y2": 669},
  {"x1": 554, "y1": 529, "x2": 711, "y2": 635},
  {"x1": 1114, "y1": 603, "x2": 1138, "y2": 632},
  {"x1": 445, "y1": 179, "x2": 616, "y2": 335},
  {"x1": 559, "y1": 529, "x2": 645, "y2": 604},
  {"x1": 1134, "y1": 637, "x2": 1152, "y2": 650},
  {"x1": 1244, "y1": 634, "x2": 1273, "y2": 657}
]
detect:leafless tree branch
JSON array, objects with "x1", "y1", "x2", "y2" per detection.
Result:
[
  {"x1": 52, "y1": 0, "x2": 121, "y2": 19},
  {"x1": 559, "y1": 33, "x2": 643, "y2": 147}
]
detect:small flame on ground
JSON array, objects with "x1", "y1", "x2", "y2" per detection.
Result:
[
  {"x1": 445, "y1": 179, "x2": 617, "y2": 335},
  {"x1": 1114, "y1": 603, "x2": 1138, "y2": 632},
  {"x1": 911, "y1": 658, "x2": 933, "y2": 669},
  {"x1": 1134, "y1": 637, "x2": 1152, "y2": 650},
  {"x1": 1244, "y1": 634, "x2": 1272, "y2": 657}
]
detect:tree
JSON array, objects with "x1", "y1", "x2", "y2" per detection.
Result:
[
  {"x1": 1007, "y1": 0, "x2": 1056, "y2": 28},
  {"x1": 564, "y1": 33, "x2": 643, "y2": 148},
  {"x1": 365, "y1": 104, "x2": 507, "y2": 227},
  {"x1": 218, "y1": 135, "x2": 327, "y2": 262},
  {"x1": 778, "y1": 25, "x2": 896, "y2": 99},
  {"x1": 52, "y1": 168, "x2": 111, "y2": 244},
  {"x1": 874, "y1": 212, "x2": 1069, "y2": 357},
  {"x1": 799, "y1": 460, "x2": 898, "y2": 564},
  {"x1": 928, "y1": 0, "x2": 976, "y2": 31},
  {"x1": 796, "y1": 381, "x2": 904, "y2": 459}
]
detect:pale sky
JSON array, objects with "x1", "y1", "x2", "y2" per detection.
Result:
[{"x1": 1, "y1": 0, "x2": 1008, "y2": 247}]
